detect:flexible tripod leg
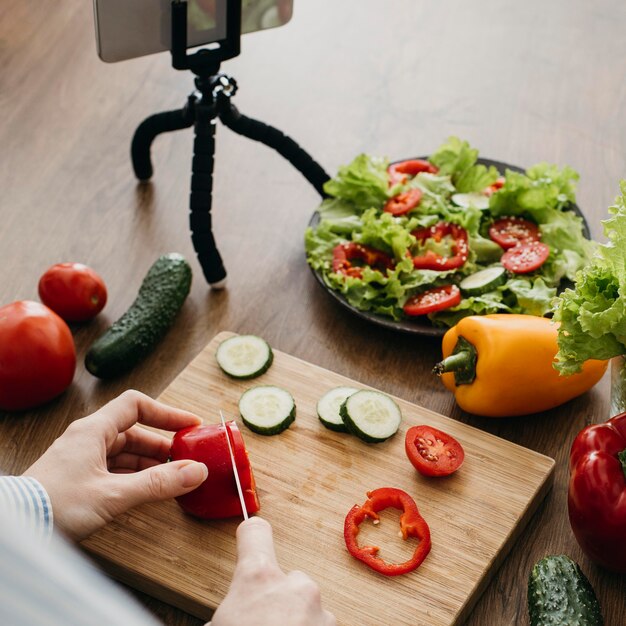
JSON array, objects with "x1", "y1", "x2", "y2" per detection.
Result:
[
  {"x1": 218, "y1": 101, "x2": 330, "y2": 199},
  {"x1": 131, "y1": 105, "x2": 194, "y2": 181},
  {"x1": 189, "y1": 102, "x2": 227, "y2": 286}
]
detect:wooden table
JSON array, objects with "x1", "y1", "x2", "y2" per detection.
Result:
[{"x1": 1, "y1": 1, "x2": 625, "y2": 624}]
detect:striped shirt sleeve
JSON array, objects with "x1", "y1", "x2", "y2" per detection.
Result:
[{"x1": 0, "y1": 475, "x2": 53, "y2": 541}]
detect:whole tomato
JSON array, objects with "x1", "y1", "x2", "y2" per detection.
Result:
[
  {"x1": 170, "y1": 421, "x2": 260, "y2": 519},
  {"x1": 38, "y1": 263, "x2": 107, "y2": 322},
  {"x1": 0, "y1": 301, "x2": 76, "y2": 411}
]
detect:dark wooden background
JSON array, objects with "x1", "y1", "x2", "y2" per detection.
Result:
[{"x1": 1, "y1": 1, "x2": 625, "y2": 624}]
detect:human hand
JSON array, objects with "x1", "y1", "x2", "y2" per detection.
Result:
[
  {"x1": 209, "y1": 517, "x2": 336, "y2": 626},
  {"x1": 24, "y1": 389, "x2": 208, "y2": 541}
]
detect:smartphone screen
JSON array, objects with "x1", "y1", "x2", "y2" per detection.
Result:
[{"x1": 94, "y1": 0, "x2": 294, "y2": 63}]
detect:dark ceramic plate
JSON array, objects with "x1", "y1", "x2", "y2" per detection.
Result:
[{"x1": 308, "y1": 157, "x2": 590, "y2": 337}]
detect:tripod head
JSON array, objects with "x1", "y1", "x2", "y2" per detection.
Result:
[{"x1": 170, "y1": 0, "x2": 241, "y2": 77}]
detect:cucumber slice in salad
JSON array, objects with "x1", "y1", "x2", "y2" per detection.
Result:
[
  {"x1": 239, "y1": 385, "x2": 295, "y2": 435},
  {"x1": 317, "y1": 386, "x2": 359, "y2": 432},
  {"x1": 216, "y1": 335, "x2": 273, "y2": 379},
  {"x1": 340, "y1": 390, "x2": 402, "y2": 443},
  {"x1": 459, "y1": 266, "x2": 507, "y2": 296},
  {"x1": 451, "y1": 192, "x2": 490, "y2": 210}
]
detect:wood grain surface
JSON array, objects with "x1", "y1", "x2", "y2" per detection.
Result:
[
  {"x1": 1, "y1": 0, "x2": 626, "y2": 624},
  {"x1": 83, "y1": 331, "x2": 555, "y2": 625}
]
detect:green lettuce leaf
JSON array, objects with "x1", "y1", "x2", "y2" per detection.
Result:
[
  {"x1": 323, "y1": 154, "x2": 392, "y2": 211},
  {"x1": 429, "y1": 137, "x2": 499, "y2": 192},
  {"x1": 553, "y1": 181, "x2": 626, "y2": 374}
]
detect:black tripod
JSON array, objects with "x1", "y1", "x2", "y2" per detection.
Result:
[{"x1": 130, "y1": 0, "x2": 329, "y2": 286}]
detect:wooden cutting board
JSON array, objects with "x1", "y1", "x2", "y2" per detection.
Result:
[{"x1": 83, "y1": 331, "x2": 554, "y2": 625}]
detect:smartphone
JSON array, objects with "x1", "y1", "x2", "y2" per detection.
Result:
[{"x1": 93, "y1": 0, "x2": 294, "y2": 63}]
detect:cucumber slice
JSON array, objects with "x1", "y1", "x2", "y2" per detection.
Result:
[
  {"x1": 216, "y1": 335, "x2": 273, "y2": 379},
  {"x1": 459, "y1": 266, "x2": 507, "y2": 296},
  {"x1": 239, "y1": 385, "x2": 295, "y2": 435},
  {"x1": 451, "y1": 192, "x2": 490, "y2": 210},
  {"x1": 317, "y1": 386, "x2": 359, "y2": 432},
  {"x1": 340, "y1": 390, "x2": 402, "y2": 443}
]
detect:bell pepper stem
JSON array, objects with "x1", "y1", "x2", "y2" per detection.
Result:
[
  {"x1": 432, "y1": 336, "x2": 477, "y2": 385},
  {"x1": 619, "y1": 449, "x2": 626, "y2": 482}
]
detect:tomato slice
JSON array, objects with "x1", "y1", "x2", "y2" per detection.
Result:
[
  {"x1": 383, "y1": 188, "x2": 423, "y2": 216},
  {"x1": 403, "y1": 285, "x2": 461, "y2": 316},
  {"x1": 405, "y1": 425, "x2": 465, "y2": 477},
  {"x1": 388, "y1": 159, "x2": 439, "y2": 185},
  {"x1": 501, "y1": 241, "x2": 550, "y2": 274},
  {"x1": 489, "y1": 217, "x2": 540, "y2": 250}
]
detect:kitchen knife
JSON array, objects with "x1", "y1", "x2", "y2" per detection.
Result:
[{"x1": 220, "y1": 410, "x2": 249, "y2": 520}]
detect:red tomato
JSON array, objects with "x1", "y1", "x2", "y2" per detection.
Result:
[
  {"x1": 405, "y1": 425, "x2": 465, "y2": 476},
  {"x1": 38, "y1": 263, "x2": 107, "y2": 322},
  {"x1": 383, "y1": 188, "x2": 423, "y2": 216},
  {"x1": 403, "y1": 285, "x2": 461, "y2": 316},
  {"x1": 388, "y1": 159, "x2": 439, "y2": 185},
  {"x1": 501, "y1": 241, "x2": 550, "y2": 274},
  {"x1": 489, "y1": 217, "x2": 540, "y2": 250},
  {"x1": 0, "y1": 301, "x2": 76, "y2": 411},
  {"x1": 170, "y1": 421, "x2": 260, "y2": 519}
]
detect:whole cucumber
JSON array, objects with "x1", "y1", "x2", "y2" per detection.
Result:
[
  {"x1": 528, "y1": 555, "x2": 603, "y2": 626},
  {"x1": 85, "y1": 253, "x2": 192, "y2": 379}
]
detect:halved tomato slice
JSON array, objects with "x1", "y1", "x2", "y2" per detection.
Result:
[
  {"x1": 489, "y1": 216, "x2": 540, "y2": 250},
  {"x1": 405, "y1": 425, "x2": 465, "y2": 477},
  {"x1": 501, "y1": 241, "x2": 550, "y2": 274},
  {"x1": 403, "y1": 285, "x2": 461, "y2": 316}
]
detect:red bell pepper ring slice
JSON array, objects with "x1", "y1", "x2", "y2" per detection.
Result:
[
  {"x1": 383, "y1": 188, "x2": 423, "y2": 216},
  {"x1": 568, "y1": 412, "x2": 626, "y2": 572},
  {"x1": 332, "y1": 242, "x2": 394, "y2": 279},
  {"x1": 411, "y1": 221, "x2": 469, "y2": 270},
  {"x1": 388, "y1": 159, "x2": 439, "y2": 185},
  {"x1": 483, "y1": 176, "x2": 505, "y2": 197},
  {"x1": 344, "y1": 487, "x2": 431, "y2": 576}
]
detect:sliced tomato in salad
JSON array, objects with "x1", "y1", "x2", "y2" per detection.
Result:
[
  {"x1": 384, "y1": 188, "x2": 423, "y2": 216},
  {"x1": 403, "y1": 285, "x2": 461, "y2": 316},
  {"x1": 501, "y1": 241, "x2": 550, "y2": 274},
  {"x1": 489, "y1": 216, "x2": 540, "y2": 250},
  {"x1": 405, "y1": 425, "x2": 465, "y2": 477},
  {"x1": 388, "y1": 159, "x2": 439, "y2": 185}
]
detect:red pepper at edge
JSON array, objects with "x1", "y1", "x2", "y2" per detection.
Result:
[
  {"x1": 411, "y1": 221, "x2": 469, "y2": 271},
  {"x1": 568, "y1": 412, "x2": 626, "y2": 572},
  {"x1": 344, "y1": 487, "x2": 431, "y2": 576}
]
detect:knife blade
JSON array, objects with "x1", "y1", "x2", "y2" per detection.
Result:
[{"x1": 220, "y1": 410, "x2": 249, "y2": 520}]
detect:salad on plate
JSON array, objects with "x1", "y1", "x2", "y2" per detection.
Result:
[{"x1": 305, "y1": 137, "x2": 594, "y2": 330}]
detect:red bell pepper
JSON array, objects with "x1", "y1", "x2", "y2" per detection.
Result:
[
  {"x1": 170, "y1": 421, "x2": 260, "y2": 519},
  {"x1": 344, "y1": 487, "x2": 431, "y2": 576},
  {"x1": 411, "y1": 221, "x2": 469, "y2": 271},
  {"x1": 332, "y1": 242, "x2": 394, "y2": 279},
  {"x1": 388, "y1": 159, "x2": 439, "y2": 185},
  {"x1": 568, "y1": 412, "x2": 626, "y2": 572}
]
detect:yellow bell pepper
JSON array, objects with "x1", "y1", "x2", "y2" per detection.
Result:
[{"x1": 433, "y1": 314, "x2": 608, "y2": 417}]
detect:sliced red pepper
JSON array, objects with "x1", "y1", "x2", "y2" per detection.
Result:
[
  {"x1": 388, "y1": 159, "x2": 439, "y2": 185},
  {"x1": 332, "y1": 242, "x2": 394, "y2": 279},
  {"x1": 411, "y1": 221, "x2": 469, "y2": 270},
  {"x1": 403, "y1": 284, "x2": 461, "y2": 316},
  {"x1": 483, "y1": 176, "x2": 505, "y2": 197},
  {"x1": 383, "y1": 188, "x2": 423, "y2": 216},
  {"x1": 568, "y1": 412, "x2": 626, "y2": 572},
  {"x1": 344, "y1": 487, "x2": 431, "y2": 576}
]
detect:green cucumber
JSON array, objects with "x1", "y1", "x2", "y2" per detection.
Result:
[
  {"x1": 85, "y1": 253, "x2": 192, "y2": 379},
  {"x1": 239, "y1": 385, "x2": 296, "y2": 435},
  {"x1": 528, "y1": 555, "x2": 603, "y2": 626},
  {"x1": 216, "y1": 335, "x2": 273, "y2": 379},
  {"x1": 340, "y1": 390, "x2": 401, "y2": 443},
  {"x1": 451, "y1": 192, "x2": 490, "y2": 209},
  {"x1": 317, "y1": 386, "x2": 359, "y2": 432},
  {"x1": 459, "y1": 266, "x2": 507, "y2": 296}
]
